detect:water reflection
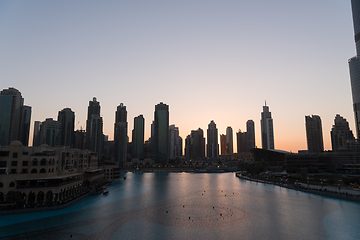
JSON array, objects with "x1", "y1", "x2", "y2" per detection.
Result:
[{"x1": 0, "y1": 172, "x2": 359, "y2": 240}]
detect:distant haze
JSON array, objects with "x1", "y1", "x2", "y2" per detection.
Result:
[{"x1": 0, "y1": 0, "x2": 355, "y2": 152}]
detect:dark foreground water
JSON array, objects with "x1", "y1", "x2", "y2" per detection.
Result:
[{"x1": 1, "y1": 172, "x2": 360, "y2": 240}]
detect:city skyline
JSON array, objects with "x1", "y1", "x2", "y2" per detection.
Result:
[{"x1": 0, "y1": 1, "x2": 356, "y2": 153}]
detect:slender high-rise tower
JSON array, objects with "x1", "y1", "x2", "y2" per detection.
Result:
[
  {"x1": 305, "y1": 115, "x2": 324, "y2": 153},
  {"x1": 349, "y1": 0, "x2": 360, "y2": 139},
  {"x1": 85, "y1": 97, "x2": 101, "y2": 150},
  {"x1": 261, "y1": 102, "x2": 274, "y2": 150},
  {"x1": 153, "y1": 102, "x2": 169, "y2": 164},
  {"x1": 85, "y1": 97, "x2": 103, "y2": 158},
  {"x1": 246, "y1": 120, "x2": 255, "y2": 151},
  {"x1": 207, "y1": 120, "x2": 219, "y2": 158},
  {"x1": 58, "y1": 108, "x2": 75, "y2": 147},
  {"x1": 169, "y1": 124, "x2": 182, "y2": 159},
  {"x1": 226, "y1": 126, "x2": 233, "y2": 155},
  {"x1": 132, "y1": 114, "x2": 144, "y2": 159},
  {"x1": 114, "y1": 103, "x2": 128, "y2": 167}
]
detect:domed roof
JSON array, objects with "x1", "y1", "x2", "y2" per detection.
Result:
[{"x1": 10, "y1": 140, "x2": 22, "y2": 146}]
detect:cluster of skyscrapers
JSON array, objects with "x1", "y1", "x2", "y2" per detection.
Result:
[{"x1": 1, "y1": 89, "x2": 279, "y2": 167}]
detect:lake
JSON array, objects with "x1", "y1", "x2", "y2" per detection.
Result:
[{"x1": 1, "y1": 172, "x2": 360, "y2": 239}]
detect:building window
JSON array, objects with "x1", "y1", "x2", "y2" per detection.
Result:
[
  {"x1": 11, "y1": 161, "x2": 17, "y2": 166},
  {"x1": 40, "y1": 159, "x2": 46, "y2": 166},
  {"x1": 12, "y1": 152, "x2": 18, "y2": 158},
  {"x1": 9, "y1": 182, "x2": 15, "y2": 187},
  {"x1": 0, "y1": 161, "x2": 6, "y2": 167},
  {"x1": 32, "y1": 159, "x2": 38, "y2": 166},
  {"x1": 0, "y1": 151, "x2": 9, "y2": 156},
  {"x1": 23, "y1": 152, "x2": 28, "y2": 155},
  {"x1": 22, "y1": 161, "x2": 28, "y2": 166},
  {"x1": 22, "y1": 169, "x2": 28, "y2": 174}
]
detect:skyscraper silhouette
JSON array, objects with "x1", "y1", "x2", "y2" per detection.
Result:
[
  {"x1": 153, "y1": 102, "x2": 169, "y2": 164},
  {"x1": 169, "y1": 124, "x2": 182, "y2": 159},
  {"x1": 226, "y1": 126, "x2": 233, "y2": 155},
  {"x1": 85, "y1": 97, "x2": 103, "y2": 157},
  {"x1": 207, "y1": 120, "x2": 219, "y2": 158},
  {"x1": 349, "y1": 0, "x2": 360, "y2": 138},
  {"x1": 58, "y1": 108, "x2": 75, "y2": 147},
  {"x1": 261, "y1": 102, "x2": 274, "y2": 150},
  {"x1": 246, "y1": 120, "x2": 255, "y2": 151},
  {"x1": 305, "y1": 115, "x2": 324, "y2": 153},
  {"x1": 85, "y1": 97, "x2": 101, "y2": 150},
  {"x1": 114, "y1": 103, "x2": 128, "y2": 167},
  {"x1": 132, "y1": 114, "x2": 144, "y2": 159},
  {"x1": 330, "y1": 114, "x2": 355, "y2": 151},
  {"x1": 0, "y1": 87, "x2": 31, "y2": 146}
]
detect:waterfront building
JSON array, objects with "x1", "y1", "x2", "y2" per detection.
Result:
[
  {"x1": 58, "y1": 108, "x2": 75, "y2": 147},
  {"x1": 261, "y1": 103, "x2": 274, "y2": 150},
  {"x1": 132, "y1": 115, "x2": 144, "y2": 159},
  {"x1": 206, "y1": 120, "x2": 219, "y2": 158},
  {"x1": 153, "y1": 102, "x2": 169, "y2": 164},
  {"x1": 0, "y1": 141, "x2": 103, "y2": 204},
  {"x1": 220, "y1": 134, "x2": 227, "y2": 155},
  {"x1": 169, "y1": 124, "x2": 182, "y2": 159},
  {"x1": 236, "y1": 130, "x2": 247, "y2": 153},
  {"x1": 85, "y1": 97, "x2": 101, "y2": 150},
  {"x1": 305, "y1": 115, "x2": 324, "y2": 153},
  {"x1": 226, "y1": 127, "x2": 233, "y2": 155},
  {"x1": 185, "y1": 128, "x2": 205, "y2": 160},
  {"x1": 246, "y1": 120, "x2": 255, "y2": 151},
  {"x1": 0, "y1": 87, "x2": 31, "y2": 146},
  {"x1": 349, "y1": 0, "x2": 360, "y2": 138},
  {"x1": 114, "y1": 103, "x2": 128, "y2": 167},
  {"x1": 38, "y1": 118, "x2": 61, "y2": 147},
  {"x1": 330, "y1": 114, "x2": 355, "y2": 151}
]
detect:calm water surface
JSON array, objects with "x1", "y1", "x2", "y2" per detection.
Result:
[{"x1": 0, "y1": 172, "x2": 359, "y2": 239}]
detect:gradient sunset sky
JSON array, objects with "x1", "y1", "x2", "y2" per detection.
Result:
[{"x1": 0, "y1": 0, "x2": 356, "y2": 153}]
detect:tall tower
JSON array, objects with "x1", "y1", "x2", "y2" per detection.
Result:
[
  {"x1": 305, "y1": 115, "x2": 324, "y2": 153},
  {"x1": 236, "y1": 130, "x2": 246, "y2": 153},
  {"x1": 20, "y1": 105, "x2": 32, "y2": 146},
  {"x1": 32, "y1": 121, "x2": 41, "y2": 147},
  {"x1": 39, "y1": 118, "x2": 61, "y2": 147},
  {"x1": 207, "y1": 120, "x2": 219, "y2": 158},
  {"x1": 85, "y1": 97, "x2": 101, "y2": 150},
  {"x1": 0, "y1": 87, "x2": 31, "y2": 146},
  {"x1": 58, "y1": 108, "x2": 75, "y2": 147},
  {"x1": 188, "y1": 128, "x2": 205, "y2": 159},
  {"x1": 114, "y1": 103, "x2": 128, "y2": 167},
  {"x1": 132, "y1": 114, "x2": 144, "y2": 159},
  {"x1": 85, "y1": 97, "x2": 103, "y2": 158},
  {"x1": 220, "y1": 134, "x2": 227, "y2": 155},
  {"x1": 349, "y1": 0, "x2": 360, "y2": 139},
  {"x1": 169, "y1": 124, "x2": 182, "y2": 159},
  {"x1": 330, "y1": 114, "x2": 355, "y2": 151},
  {"x1": 246, "y1": 120, "x2": 255, "y2": 151},
  {"x1": 153, "y1": 102, "x2": 169, "y2": 164},
  {"x1": 226, "y1": 126, "x2": 233, "y2": 155},
  {"x1": 261, "y1": 102, "x2": 274, "y2": 150}
]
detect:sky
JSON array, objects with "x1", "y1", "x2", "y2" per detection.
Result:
[{"x1": 0, "y1": 0, "x2": 356, "y2": 153}]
